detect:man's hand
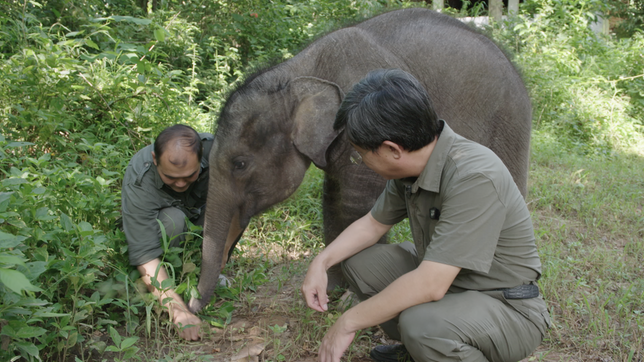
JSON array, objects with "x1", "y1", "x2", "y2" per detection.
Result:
[
  {"x1": 318, "y1": 317, "x2": 355, "y2": 362},
  {"x1": 138, "y1": 259, "x2": 203, "y2": 341},
  {"x1": 301, "y1": 259, "x2": 329, "y2": 312},
  {"x1": 173, "y1": 309, "x2": 202, "y2": 341}
]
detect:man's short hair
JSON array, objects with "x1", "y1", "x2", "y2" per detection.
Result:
[
  {"x1": 154, "y1": 124, "x2": 203, "y2": 162},
  {"x1": 334, "y1": 69, "x2": 440, "y2": 152}
]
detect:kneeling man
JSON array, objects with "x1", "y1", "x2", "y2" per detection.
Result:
[
  {"x1": 301, "y1": 69, "x2": 550, "y2": 362},
  {"x1": 122, "y1": 124, "x2": 213, "y2": 340}
]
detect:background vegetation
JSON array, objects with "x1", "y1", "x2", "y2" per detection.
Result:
[{"x1": 0, "y1": 0, "x2": 643, "y2": 361}]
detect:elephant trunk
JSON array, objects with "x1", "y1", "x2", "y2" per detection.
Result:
[{"x1": 188, "y1": 205, "x2": 244, "y2": 313}]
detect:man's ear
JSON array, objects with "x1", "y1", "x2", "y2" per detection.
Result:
[
  {"x1": 382, "y1": 140, "x2": 403, "y2": 159},
  {"x1": 152, "y1": 151, "x2": 158, "y2": 166}
]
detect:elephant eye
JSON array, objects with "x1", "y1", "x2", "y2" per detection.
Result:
[{"x1": 233, "y1": 160, "x2": 246, "y2": 170}]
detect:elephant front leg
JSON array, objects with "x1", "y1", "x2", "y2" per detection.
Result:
[
  {"x1": 322, "y1": 174, "x2": 349, "y2": 291},
  {"x1": 321, "y1": 169, "x2": 386, "y2": 292}
]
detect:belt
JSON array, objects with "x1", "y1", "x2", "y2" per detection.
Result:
[{"x1": 494, "y1": 284, "x2": 540, "y2": 299}]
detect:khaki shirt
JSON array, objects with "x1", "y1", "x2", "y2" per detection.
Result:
[
  {"x1": 121, "y1": 133, "x2": 214, "y2": 266},
  {"x1": 371, "y1": 122, "x2": 541, "y2": 291}
]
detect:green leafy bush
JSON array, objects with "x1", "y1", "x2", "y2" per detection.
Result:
[
  {"x1": 609, "y1": 0, "x2": 644, "y2": 37},
  {"x1": 494, "y1": 0, "x2": 644, "y2": 155},
  {"x1": 0, "y1": 1, "x2": 399, "y2": 360}
]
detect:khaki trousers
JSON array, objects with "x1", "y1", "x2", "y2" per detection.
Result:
[
  {"x1": 341, "y1": 242, "x2": 546, "y2": 362},
  {"x1": 158, "y1": 207, "x2": 205, "y2": 248}
]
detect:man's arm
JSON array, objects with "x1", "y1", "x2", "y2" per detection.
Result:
[
  {"x1": 301, "y1": 212, "x2": 392, "y2": 312},
  {"x1": 318, "y1": 260, "x2": 461, "y2": 362},
  {"x1": 137, "y1": 258, "x2": 202, "y2": 340}
]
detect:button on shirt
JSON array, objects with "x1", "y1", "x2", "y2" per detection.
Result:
[
  {"x1": 370, "y1": 121, "x2": 542, "y2": 291},
  {"x1": 121, "y1": 133, "x2": 214, "y2": 266}
]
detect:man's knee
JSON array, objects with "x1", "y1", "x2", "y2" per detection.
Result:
[
  {"x1": 400, "y1": 306, "x2": 490, "y2": 362},
  {"x1": 158, "y1": 207, "x2": 187, "y2": 245},
  {"x1": 340, "y1": 255, "x2": 371, "y2": 300},
  {"x1": 399, "y1": 304, "x2": 447, "y2": 343}
]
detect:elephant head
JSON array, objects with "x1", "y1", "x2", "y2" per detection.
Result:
[{"x1": 188, "y1": 72, "x2": 345, "y2": 312}]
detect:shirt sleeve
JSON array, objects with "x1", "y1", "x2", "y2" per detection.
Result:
[
  {"x1": 370, "y1": 179, "x2": 408, "y2": 226},
  {"x1": 121, "y1": 171, "x2": 165, "y2": 266},
  {"x1": 423, "y1": 171, "x2": 506, "y2": 274}
]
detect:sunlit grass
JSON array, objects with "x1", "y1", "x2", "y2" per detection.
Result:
[{"x1": 528, "y1": 131, "x2": 644, "y2": 359}]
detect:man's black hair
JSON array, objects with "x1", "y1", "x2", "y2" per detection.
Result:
[
  {"x1": 154, "y1": 124, "x2": 203, "y2": 162},
  {"x1": 334, "y1": 69, "x2": 440, "y2": 152}
]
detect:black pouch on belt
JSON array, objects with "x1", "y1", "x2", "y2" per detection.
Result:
[{"x1": 498, "y1": 284, "x2": 540, "y2": 299}]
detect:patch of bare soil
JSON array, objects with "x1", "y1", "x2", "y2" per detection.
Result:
[{"x1": 161, "y1": 257, "x2": 575, "y2": 362}]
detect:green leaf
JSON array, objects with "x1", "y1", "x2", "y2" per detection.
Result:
[
  {"x1": 0, "y1": 230, "x2": 27, "y2": 249},
  {"x1": 2, "y1": 178, "x2": 28, "y2": 186},
  {"x1": 34, "y1": 311, "x2": 71, "y2": 318},
  {"x1": 0, "y1": 255, "x2": 26, "y2": 267},
  {"x1": 36, "y1": 207, "x2": 55, "y2": 221},
  {"x1": 78, "y1": 221, "x2": 93, "y2": 235},
  {"x1": 120, "y1": 336, "x2": 139, "y2": 349},
  {"x1": 25, "y1": 261, "x2": 47, "y2": 280},
  {"x1": 154, "y1": 28, "x2": 166, "y2": 42},
  {"x1": 108, "y1": 326, "x2": 121, "y2": 347},
  {"x1": 160, "y1": 278, "x2": 174, "y2": 289},
  {"x1": 60, "y1": 213, "x2": 73, "y2": 232},
  {"x1": 123, "y1": 346, "x2": 140, "y2": 360},
  {"x1": 67, "y1": 331, "x2": 78, "y2": 347},
  {"x1": 0, "y1": 268, "x2": 42, "y2": 294},
  {"x1": 136, "y1": 61, "x2": 145, "y2": 74},
  {"x1": 15, "y1": 326, "x2": 48, "y2": 339},
  {"x1": 0, "y1": 192, "x2": 12, "y2": 212},
  {"x1": 183, "y1": 262, "x2": 196, "y2": 274},
  {"x1": 109, "y1": 15, "x2": 152, "y2": 25},
  {"x1": 14, "y1": 341, "x2": 40, "y2": 359},
  {"x1": 5, "y1": 142, "x2": 34, "y2": 148},
  {"x1": 105, "y1": 345, "x2": 120, "y2": 352},
  {"x1": 175, "y1": 282, "x2": 187, "y2": 295},
  {"x1": 85, "y1": 39, "x2": 99, "y2": 50},
  {"x1": 24, "y1": 261, "x2": 47, "y2": 280},
  {"x1": 190, "y1": 285, "x2": 201, "y2": 300},
  {"x1": 50, "y1": 97, "x2": 65, "y2": 111}
]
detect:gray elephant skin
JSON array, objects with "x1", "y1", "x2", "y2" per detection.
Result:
[{"x1": 188, "y1": 8, "x2": 532, "y2": 313}]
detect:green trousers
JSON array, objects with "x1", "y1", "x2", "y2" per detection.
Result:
[
  {"x1": 341, "y1": 242, "x2": 549, "y2": 362},
  {"x1": 158, "y1": 207, "x2": 205, "y2": 248}
]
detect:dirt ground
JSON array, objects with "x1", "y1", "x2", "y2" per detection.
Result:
[{"x1": 163, "y1": 259, "x2": 573, "y2": 362}]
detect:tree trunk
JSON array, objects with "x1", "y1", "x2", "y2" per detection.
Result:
[{"x1": 490, "y1": 0, "x2": 503, "y2": 22}]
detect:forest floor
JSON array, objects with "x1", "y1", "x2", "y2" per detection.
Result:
[{"x1": 136, "y1": 253, "x2": 573, "y2": 362}]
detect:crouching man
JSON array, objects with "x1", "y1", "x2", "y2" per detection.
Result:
[
  {"x1": 122, "y1": 124, "x2": 212, "y2": 340},
  {"x1": 301, "y1": 69, "x2": 550, "y2": 362}
]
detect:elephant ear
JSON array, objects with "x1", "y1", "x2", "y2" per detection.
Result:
[{"x1": 289, "y1": 76, "x2": 344, "y2": 168}]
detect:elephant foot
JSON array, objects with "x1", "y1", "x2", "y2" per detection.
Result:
[
  {"x1": 326, "y1": 263, "x2": 348, "y2": 296},
  {"x1": 188, "y1": 297, "x2": 207, "y2": 314}
]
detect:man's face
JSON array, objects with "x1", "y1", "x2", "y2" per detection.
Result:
[
  {"x1": 153, "y1": 147, "x2": 201, "y2": 193},
  {"x1": 351, "y1": 144, "x2": 400, "y2": 180}
]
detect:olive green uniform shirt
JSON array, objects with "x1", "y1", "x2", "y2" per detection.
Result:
[
  {"x1": 371, "y1": 121, "x2": 541, "y2": 291},
  {"x1": 121, "y1": 133, "x2": 214, "y2": 266}
]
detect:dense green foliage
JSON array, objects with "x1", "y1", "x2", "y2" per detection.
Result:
[
  {"x1": 0, "y1": 1, "x2": 401, "y2": 360},
  {"x1": 498, "y1": 0, "x2": 644, "y2": 155},
  {"x1": 1, "y1": 0, "x2": 643, "y2": 360}
]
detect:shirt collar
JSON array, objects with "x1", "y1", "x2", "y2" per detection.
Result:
[
  {"x1": 152, "y1": 163, "x2": 165, "y2": 189},
  {"x1": 411, "y1": 120, "x2": 455, "y2": 193}
]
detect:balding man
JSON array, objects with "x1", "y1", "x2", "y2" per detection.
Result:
[{"x1": 121, "y1": 124, "x2": 213, "y2": 340}]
